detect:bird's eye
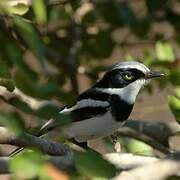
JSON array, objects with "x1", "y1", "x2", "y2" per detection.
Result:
[{"x1": 123, "y1": 72, "x2": 134, "y2": 81}]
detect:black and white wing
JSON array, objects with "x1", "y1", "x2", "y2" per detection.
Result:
[
  {"x1": 61, "y1": 88, "x2": 110, "y2": 121},
  {"x1": 38, "y1": 88, "x2": 110, "y2": 135}
]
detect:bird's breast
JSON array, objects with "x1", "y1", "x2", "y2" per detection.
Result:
[{"x1": 60, "y1": 110, "x2": 122, "y2": 142}]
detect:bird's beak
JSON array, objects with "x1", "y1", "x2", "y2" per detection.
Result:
[{"x1": 146, "y1": 71, "x2": 165, "y2": 79}]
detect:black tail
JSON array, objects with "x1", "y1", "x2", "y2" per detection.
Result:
[
  {"x1": 9, "y1": 147, "x2": 24, "y2": 157},
  {"x1": 9, "y1": 118, "x2": 60, "y2": 157}
]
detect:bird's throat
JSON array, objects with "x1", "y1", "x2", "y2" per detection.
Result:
[{"x1": 110, "y1": 94, "x2": 134, "y2": 122}]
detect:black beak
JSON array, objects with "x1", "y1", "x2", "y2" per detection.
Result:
[{"x1": 146, "y1": 71, "x2": 165, "y2": 79}]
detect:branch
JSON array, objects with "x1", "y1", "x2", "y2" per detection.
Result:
[
  {"x1": 0, "y1": 155, "x2": 75, "y2": 174},
  {"x1": 0, "y1": 153, "x2": 159, "y2": 174},
  {"x1": 0, "y1": 87, "x2": 46, "y2": 110},
  {"x1": 0, "y1": 127, "x2": 73, "y2": 156},
  {"x1": 123, "y1": 120, "x2": 180, "y2": 145},
  {"x1": 0, "y1": 157, "x2": 9, "y2": 174},
  {"x1": 0, "y1": 126, "x2": 75, "y2": 173},
  {"x1": 67, "y1": 23, "x2": 82, "y2": 95},
  {"x1": 115, "y1": 120, "x2": 180, "y2": 155},
  {"x1": 113, "y1": 151, "x2": 180, "y2": 180},
  {"x1": 104, "y1": 153, "x2": 158, "y2": 170}
]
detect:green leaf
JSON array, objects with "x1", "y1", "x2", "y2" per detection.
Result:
[
  {"x1": 9, "y1": 98, "x2": 33, "y2": 114},
  {"x1": 0, "y1": 1, "x2": 29, "y2": 15},
  {"x1": 120, "y1": 138, "x2": 154, "y2": 156},
  {"x1": 14, "y1": 17, "x2": 46, "y2": 70},
  {"x1": 0, "y1": 112, "x2": 25, "y2": 135},
  {"x1": 13, "y1": 69, "x2": 40, "y2": 98},
  {"x1": 35, "y1": 103, "x2": 71, "y2": 124},
  {"x1": 0, "y1": 61, "x2": 11, "y2": 78},
  {"x1": 168, "y1": 95, "x2": 180, "y2": 123},
  {"x1": 0, "y1": 61, "x2": 14, "y2": 91},
  {"x1": 169, "y1": 69, "x2": 180, "y2": 86},
  {"x1": 0, "y1": 78, "x2": 14, "y2": 91},
  {"x1": 10, "y1": 151, "x2": 47, "y2": 179},
  {"x1": 124, "y1": 54, "x2": 134, "y2": 61},
  {"x1": 75, "y1": 151, "x2": 116, "y2": 178},
  {"x1": 14, "y1": 68, "x2": 74, "y2": 103},
  {"x1": 146, "y1": 0, "x2": 168, "y2": 12},
  {"x1": 175, "y1": 88, "x2": 180, "y2": 98},
  {"x1": 156, "y1": 41, "x2": 175, "y2": 62},
  {"x1": 83, "y1": 30, "x2": 114, "y2": 59},
  {"x1": 118, "y1": 4, "x2": 137, "y2": 27},
  {"x1": 32, "y1": 0, "x2": 47, "y2": 24}
]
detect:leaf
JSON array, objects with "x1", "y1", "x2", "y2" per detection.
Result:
[
  {"x1": 75, "y1": 151, "x2": 116, "y2": 178},
  {"x1": 96, "y1": 4, "x2": 123, "y2": 26},
  {"x1": 9, "y1": 98, "x2": 33, "y2": 114},
  {"x1": 118, "y1": 4, "x2": 137, "y2": 27},
  {"x1": 0, "y1": 78, "x2": 14, "y2": 91},
  {"x1": 124, "y1": 54, "x2": 134, "y2": 61},
  {"x1": 0, "y1": 61, "x2": 11, "y2": 78},
  {"x1": 83, "y1": 30, "x2": 114, "y2": 59},
  {"x1": 146, "y1": 0, "x2": 168, "y2": 12},
  {"x1": 14, "y1": 68, "x2": 74, "y2": 103},
  {"x1": 35, "y1": 103, "x2": 71, "y2": 125},
  {"x1": 175, "y1": 88, "x2": 180, "y2": 98},
  {"x1": 168, "y1": 95, "x2": 180, "y2": 123},
  {"x1": 32, "y1": 0, "x2": 47, "y2": 24},
  {"x1": 156, "y1": 41, "x2": 175, "y2": 62},
  {"x1": 14, "y1": 17, "x2": 46, "y2": 70},
  {"x1": 0, "y1": 1, "x2": 29, "y2": 15},
  {"x1": 0, "y1": 112, "x2": 25, "y2": 135},
  {"x1": 13, "y1": 69, "x2": 40, "y2": 98},
  {"x1": 0, "y1": 61, "x2": 14, "y2": 91},
  {"x1": 169, "y1": 69, "x2": 180, "y2": 86},
  {"x1": 10, "y1": 151, "x2": 48, "y2": 179},
  {"x1": 120, "y1": 138, "x2": 154, "y2": 156}
]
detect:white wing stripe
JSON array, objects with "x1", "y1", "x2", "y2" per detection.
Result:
[{"x1": 60, "y1": 98, "x2": 109, "y2": 113}]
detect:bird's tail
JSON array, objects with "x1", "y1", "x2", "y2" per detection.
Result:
[
  {"x1": 9, "y1": 106, "x2": 66, "y2": 157},
  {"x1": 9, "y1": 147, "x2": 24, "y2": 157},
  {"x1": 9, "y1": 119, "x2": 56, "y2": 157}
]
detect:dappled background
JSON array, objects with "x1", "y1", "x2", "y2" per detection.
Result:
[{"x1": 0, "y1": 0, "x2": 180, "y2": 179}]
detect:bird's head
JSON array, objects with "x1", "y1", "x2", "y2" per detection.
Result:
[{"x1": 94, "y1": 61, "x2": 164, "y2": 104}]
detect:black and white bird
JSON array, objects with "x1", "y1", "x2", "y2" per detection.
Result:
[
  {"x1": 10, "y1": 61, "x2": 164, "y2": 156},
  {"x1": 39, "y1": 61, "x2": 164, "y2": 143}
]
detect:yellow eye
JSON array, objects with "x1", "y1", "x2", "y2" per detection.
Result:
[{"x1": 123, "y1": 73, "x2": 134, "y2": 81}]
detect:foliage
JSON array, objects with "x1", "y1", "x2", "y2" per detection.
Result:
[{"x1": 0, "y1": 0, "x2": 180, "y2": 179}]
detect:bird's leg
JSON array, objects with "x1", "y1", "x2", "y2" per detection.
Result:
[{"x1": 110, "y1": 133, "x2": 121, "y2": 153}]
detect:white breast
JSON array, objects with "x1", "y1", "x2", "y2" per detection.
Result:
[{"x1": 60, "y1": 110, "x2": 122, "y2": 142}]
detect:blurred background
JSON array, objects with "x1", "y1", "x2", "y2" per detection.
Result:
[{"x1": 0, "y1": 0, "x2": 180, "y2": 179}]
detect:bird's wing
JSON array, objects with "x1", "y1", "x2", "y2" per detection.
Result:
[
  {"x1": 61, "y1": 88, "x2": 110, "y2": 121},
  {"x1": 38, "y1": 88, "x2": 110, "y2": 136}
]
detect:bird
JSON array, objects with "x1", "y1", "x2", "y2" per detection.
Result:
[
  {"x1": 10, "y1": 61, "x2": 164, "y2": 155},
  {"x1": 38, "y1": 61, "x2": 164, "y2": 142}
]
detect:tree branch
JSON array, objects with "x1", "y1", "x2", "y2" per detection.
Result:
[
  {"x1": 113, "y1": 151, "x2": 180, "y2": 180},
  {"x1": 0, "y1": 127, "x2": 73, "y2": 157},
  {"x1": 115, "y1": 120, "x2": 180, "y2": 155},
  {"x1": 123, "y1": 120, "x2": 180, "y2": 145},
  {"x1": 104, "y1": 153, "x2": 158, "y2": 170},
  {"x1": 0, "y1": 126, "x2": 75, "y2": 173},
  {"x1": 0, "y1": 157, "x2": 9, "y2": 174},
  {"x1": 0, "y1": 155, "x2": 75, "y2": 174}
]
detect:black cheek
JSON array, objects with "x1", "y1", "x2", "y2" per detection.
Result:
[{"x1": 110, "y1": 73, "x2": 128, "y2": 88}]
